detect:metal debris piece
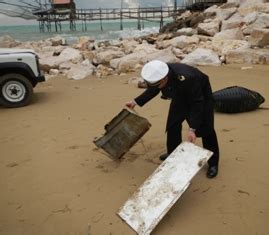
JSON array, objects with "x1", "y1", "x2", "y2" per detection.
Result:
[
  {"x1": 93, "y1": 109, "x2": 151, "y2": 160},
  {"x1": 118, "y1": 142, "x2": 213, "y2": 235}
]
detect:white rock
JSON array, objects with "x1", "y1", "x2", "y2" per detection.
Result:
[
  {"x1": 204, "y1": 5, "x2": 219, "y2": 14},
  {"x1": 242, "y1": 13, "x2": 269, "y2": 35},
  {"x1": 214, "y1": 28, "x2": 244, "y2": 40},
  {"x1": 161, "y1": 35, "x2": 200, "y2": 49},
  {"x1": 75, "y1": 36, "x2": 94, "y2": 50},
  {"x1": 50, "y1": 36, "x2": 66, "y2": 46},
  {"x1": 250, "y1": 28, "x2": 269, "y2": 47},
  {"x1": 198, "y1": 20, "x2": 221, "y2": 37},
  {"x1": 60, "y1": 48, "x2": 82, "y2": 63},
  {"x1": 212, "y1": 39, "x2": 250, "y2": 55},
  {"x1": 176, "y1": 28, "x2": 198, "y2": 36},
  {"x1": 96, "y1": 64, "x2": 115, "y2": 78},
  {"x1": 133, "y1": 42, "x2": 158, "y2": 54},
  {"x1": 82, "y1": 59, "x2": 91, "y2": 66},
  {"x1": 181, "y1": 48, "x2": 221, "y2": 66},
  {"x1": 40, "y1": 48, "x2": 82, "y2": 70},
  {"x1": 128, "y1": 77, "x2": 144, "y2": 87},
  {"x1": 49, "y1": 69, "x2": 60, "y2": 75},
  {"x1": 240, "y1": 0, "x2": 267, "y2": 7},
  {"x1": 238, "y1": 2, "x2": 269, "y2": 16},
  {"x1": 171, "y1": 47, "x2": 184, "y2": 58},
  {"x1": 94, "y1": 50, "x2": 125, "y2": 65},
  {"x1": 66, "y1": 64, "x2": 95, "y2": 80},
  {"x1": 243, "y1": 12, "x2": 258, "y2": 25},
  {"x1": 0, "y1": 35, "x2": 21, "y2": 48},
  {"x1": 145, "y1": 48, "x2": 180, "y2": 63},
  {"x1": 204, "y1": 6, "x2": 237, "y2": 20},
  {"x1": 110, "y1": 58, "x2": 122, "y2": 69},
  {"x1": 226, "y1": 48, "x2": 269, "y2": 64},
  {"x1": 221, "y1": 13, "x2": 245, "y2": 30},
  {"x1": 59, "y1": 61, "x2": 72, "y2": 70},
  {"x1": 216, "y1": 7, "x2": 238, "y2": 21},
  {"x1": 109, "y1": 50, "x2": 148, "y2": 73},
  {"x1": 122, "y1": 39, "x2": 139, "y2": 54}
]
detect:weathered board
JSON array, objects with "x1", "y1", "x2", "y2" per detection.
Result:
[
  {"x1": 93, "y1": 109, "x2": 151, "y2": 160},
  {"x1": 118, "y1": 142, "x2": 213, "y2": 235}
]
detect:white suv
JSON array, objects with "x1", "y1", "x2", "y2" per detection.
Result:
[{"x1": 0, "y1": 48, "x2": 45, "y2": 108}]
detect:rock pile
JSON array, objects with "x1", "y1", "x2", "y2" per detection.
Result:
[{"x1": 1, "y1": 0, "x2": 268, "y2": 80}]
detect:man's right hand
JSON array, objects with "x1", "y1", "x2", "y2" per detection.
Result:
[{"x1": 125, "y1": 100, "x2": 137, "y2": 109}]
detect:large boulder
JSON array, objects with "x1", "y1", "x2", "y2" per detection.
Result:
[
  {"x1": 198, "y1": 20, "x2": 221, "y2": 36},
  {"x1": 243, "y1": 12, "x2": 259, "y2": 25},
  {"x1": 157, "y1": 35, "x2": 200, "y2": 49},
  {"x1": 133, "y1": 42, "x2": 158, "y2": 54},
  {"x1": 95, "y1": 65, "x2": 115, "y2": 78},
  {"x1": 181, "y1": 48, "x2": 221, "y2": 66},
  {"x1": 211, "y1": 39, "x2": 250, "y2": 55},
  {"x1": 221, "y1": 13, "x2": 245, "y2": 30},
  {"x1": 205, "y1": 5, "x2": 237, "y2": 20},
  {"x1": 93, "y1": 49, "x2": 125, "y2": 65},
  {"x1": 49, "y1": 36, "x2": 66, "y2": 46},
  {"x1": 144, "y1": 47, "x2": 180, "y2": 63},
  {"x1": 66, "y1": 63, "x2": 95, "y2": 80},
  {"x1": 110, "y1": 51, "x2": 147, "y2": 73},
  {"x1": 122, "y1": 39, "x2": 140, "y2": 54},
  {"x1": 226, "y1": 48, "x2": 269, "y2": 64},
  {"x1": 176, "y1": 27, "x2": 198, "y2": 36},
  {"x1": 39, "y1": 48, "x2": 82, "y2": 70},
  {"x1": 249, "y1": 28, "x2": 269, "y2": 47},
  {"x1": 75, "y1": 36, "x2": 95, "y2": 50},
  {"x1": 0, "y1": 35, "x2": 21, "y2": 48},
  {"x1": 238, "y1": 2, "x2": 269, "y2": 16},
  {"x1": 242, "y1": 13, "x2": 269, "y2": 35},
  {"x1": 213, "y1": 28, "x2": 244, "y2": 40}
]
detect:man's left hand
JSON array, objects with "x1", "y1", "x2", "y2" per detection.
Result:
[{"x1": 187, "y1": 130, "x2": 197, "y2": 143}]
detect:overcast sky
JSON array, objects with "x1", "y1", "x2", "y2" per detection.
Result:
[{"x1": 0, "y1": 0, "x2": 183, "y2": 25}]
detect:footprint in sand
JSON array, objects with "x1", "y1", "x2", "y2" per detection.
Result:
[{"x1": 95, "y1": 164, "x2": 111, "y2": 173}]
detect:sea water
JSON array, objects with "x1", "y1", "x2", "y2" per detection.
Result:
[{"x1": 0, "y1": 19, "x2": 172, "y2": 43}]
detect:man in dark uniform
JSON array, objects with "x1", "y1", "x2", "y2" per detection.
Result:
[{"x1": 126, "y1": 60, "x2": 219, "y2": 178}]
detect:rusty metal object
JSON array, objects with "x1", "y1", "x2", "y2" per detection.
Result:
[{"x1": 93, "y1": 109, "x2": 151, "y2": 160}]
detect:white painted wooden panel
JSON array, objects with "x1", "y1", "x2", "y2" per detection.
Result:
[{"x1": 118, "y1": 142, "x2": 213, "y2": 235}]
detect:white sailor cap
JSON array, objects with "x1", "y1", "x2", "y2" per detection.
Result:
[{"x1": 141, "y1": 60, "x2": 169, "y2": 84}]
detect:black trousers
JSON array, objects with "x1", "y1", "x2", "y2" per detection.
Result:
[{"x1": 166, "y1": 121, "x2": 219, "y2": 167}]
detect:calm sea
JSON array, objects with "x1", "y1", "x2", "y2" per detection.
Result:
[{"x1": 0, "y1": 19, "x2": 172, "y2": 43}]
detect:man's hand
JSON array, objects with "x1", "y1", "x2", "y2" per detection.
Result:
[
  {"x1": 125, "y1": 100, "x2": 137, "y2": 109},
  {"x1": 187, "y1": 129, "x2": 197, "y2": 143}
]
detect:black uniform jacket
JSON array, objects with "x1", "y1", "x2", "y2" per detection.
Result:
[{"x1": 134, "y1": 63, "x2": 215, "y2": 136}]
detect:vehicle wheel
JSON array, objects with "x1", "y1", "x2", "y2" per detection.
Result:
[{"x1": 0, "y1": 73, "x2": 33, "y2": 108}]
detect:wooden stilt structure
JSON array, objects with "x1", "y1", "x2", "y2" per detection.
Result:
[{"x1": 35, "y1": 0, "x2": 227, "y2": 32}]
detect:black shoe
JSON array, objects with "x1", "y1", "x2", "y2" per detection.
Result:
[
  {"x1": 207, "y1": 165, "x2": 218, "y2": 178},
  {"x1": 159, "y1": 153, "x2": 169, "y2": 161}
]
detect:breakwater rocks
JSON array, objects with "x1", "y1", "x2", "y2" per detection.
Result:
[{"x1": 1, "y1": 0, "x2": 268, "y2": 80}]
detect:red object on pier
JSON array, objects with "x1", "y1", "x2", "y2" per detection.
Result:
[{"x1": 52, "y1": 0, "x2": 72, "y2": 4}]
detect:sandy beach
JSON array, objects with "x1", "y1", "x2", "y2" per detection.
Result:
[{"x1": 0, "y1": 64, "x2": 269, "y2": 235}]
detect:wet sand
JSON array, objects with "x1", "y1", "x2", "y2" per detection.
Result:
[{"x1": 0, "y1": 64, "x2": 269, "y2": 235}]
